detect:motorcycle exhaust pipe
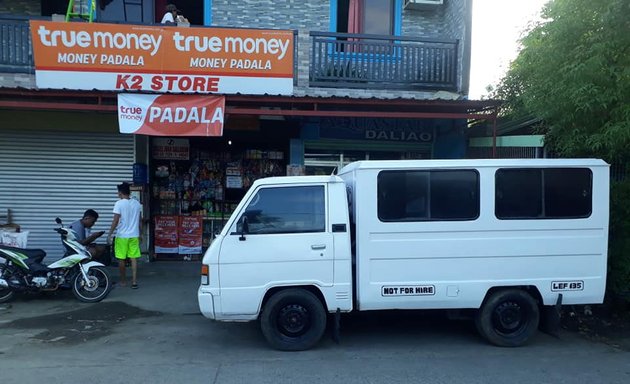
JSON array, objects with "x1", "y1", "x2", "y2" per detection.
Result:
[{"x1": 0, "y1": 278, "x2": 8, "y2": 288}]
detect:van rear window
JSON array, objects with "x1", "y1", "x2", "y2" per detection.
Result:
[
  {"x1": 377, "y1": 169, "x2": 479, "y2": 222},
  {"x1": 495, "y1": 168, "x2": 592, "y2": 219}
]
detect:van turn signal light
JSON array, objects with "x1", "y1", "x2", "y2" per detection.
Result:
[{"x1": 201, "y1": 264, "x2": 209, "y2": 285}]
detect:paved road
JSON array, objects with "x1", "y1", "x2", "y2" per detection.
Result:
[{"x1": 1, "y1": 264, "x2": 628, "y2": 384}]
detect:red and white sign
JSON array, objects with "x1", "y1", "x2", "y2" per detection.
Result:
[
  {"x1": 30, "y1": 20, "x2": 294, "y2": 95},
  {"x1": 178, "y1": 216, "x2": 203, "y2": 254},
  {"x1": 154, "y1": 215, "x2": 179, "y2": 254},
  {"x1": 152, "y1": 138, "x2": 190, "y2": 160},
  {"x1": 118, "y1": 94, "x2": 224, "y2": 136}
]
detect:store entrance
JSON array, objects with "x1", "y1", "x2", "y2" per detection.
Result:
[{"x1": 149, "y1": 136, "x2": 288, "y2": 261}]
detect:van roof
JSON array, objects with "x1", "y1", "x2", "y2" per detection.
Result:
[
  {"x1": 338, "y1": 158, "x2": 608, "y2": 174},
  {"x1": 253, "y1": 175, "x2": 344, "y2": 186}
]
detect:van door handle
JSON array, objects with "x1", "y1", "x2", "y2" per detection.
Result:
[{"x1": 311, "y1": 244, "x2": 326, "y2": 250}]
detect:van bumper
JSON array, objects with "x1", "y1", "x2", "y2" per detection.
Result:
[{"x1": 198, "y1": 288, "x2": 217, "y2": 320}]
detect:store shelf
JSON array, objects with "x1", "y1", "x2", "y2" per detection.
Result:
[{"x1": 150, "y1": 143, "x2": 285, "y2": 257}]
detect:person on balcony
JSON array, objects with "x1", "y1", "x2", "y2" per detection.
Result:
[{"x1": 161, "y1": 4, "x2": 188, "y2": 25}]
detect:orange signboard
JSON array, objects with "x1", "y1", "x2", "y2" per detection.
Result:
[
  {"x1": 118, "y1": 94, "x2": 225, "y2": 136},
  {"x1": 30, "y1": 20, "x2": 294, "y2": 94}
]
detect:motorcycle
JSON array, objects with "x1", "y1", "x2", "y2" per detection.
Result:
[{"x1": 0, "y1": 218, "x2": 112, "y2": 303}]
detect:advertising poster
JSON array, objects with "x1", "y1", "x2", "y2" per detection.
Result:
[
  {"x1": 154, "y1": 215, "x2": 179, "y2": 253},
  {"x1": 226, "y1": 176, "x2": 243, "y2": 189},
  {"x1": 119, "y1": 94, "x2": 224, "y2": 137},
  {"x1": 30, "y1": 20, "x2": 294, "y2": 95},
  {"x1": 152, "y1": 138, "x2": 190, "y2": 160},
  {"x1": 178, "y1": 216, "x2": 203, "y2": 254}
]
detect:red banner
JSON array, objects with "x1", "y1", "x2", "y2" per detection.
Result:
[
  {"x1": 118, "y1": 94, "x2": 224, "y2": 136},
  {"x1": 178, "y1": 216, "x2": 203, "y2": 254},
  {"x1": 154, "y1": 215, "x2": 179, "y2": 254}
]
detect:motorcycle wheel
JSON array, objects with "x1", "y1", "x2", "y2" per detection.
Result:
[
  {"x1": 0, "y1": 264, "x2": 15, "y2": 303},
  {"x1": 72, "y1": 267, "x2": 111, "y2": 303}
]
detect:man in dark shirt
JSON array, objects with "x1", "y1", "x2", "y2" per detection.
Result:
[{"x1": 69, "y1": 209, "x2": 106, "y2": 262}]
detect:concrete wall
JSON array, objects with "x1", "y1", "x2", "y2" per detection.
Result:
[
  {"x1": 211, "y1": 0, "x2": 329, "y2": 30},
  {"x1": 0, "y1": 73, "x2": 35, "y2": 88},
  {"x1": 211, "y1": 0, "x2": 470, "y2": 99}
]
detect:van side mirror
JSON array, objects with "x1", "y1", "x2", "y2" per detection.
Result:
[{"x1": 239, "y1": 216, "x2": 249, "y2": 241}]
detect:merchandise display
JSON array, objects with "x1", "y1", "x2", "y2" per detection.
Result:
[{"x1": 150, "y1": 143, "x2": 286, "y2": 259}]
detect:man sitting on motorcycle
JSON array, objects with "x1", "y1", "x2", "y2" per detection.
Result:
[{"x1": 69, "y1": 209, "x2": 107, "y2": 262}]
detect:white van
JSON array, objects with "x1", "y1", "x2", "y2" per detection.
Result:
[{"x1": 198, "y1": 159, "x2": 609, "y2": 350}]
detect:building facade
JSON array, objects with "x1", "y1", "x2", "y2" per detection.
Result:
[{"x1": 0, "y1": 0, "x2": 499, "y2": 260}]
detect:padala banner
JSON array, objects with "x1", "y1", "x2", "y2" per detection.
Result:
[
  {"x1": 118, "y1": 94, "x2": 225, "y2": 136},
  {"x1": 30, "y1": 20, "x2": 294, "y2": 95}
]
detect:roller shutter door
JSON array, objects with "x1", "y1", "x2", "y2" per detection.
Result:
[{"x1": 0, "y1": 130, "x2": 134, "y2": 261}]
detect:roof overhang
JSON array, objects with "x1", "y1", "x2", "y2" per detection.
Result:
[{"x1": 0, "y1": 88, "x2": 501, "y2": 122}]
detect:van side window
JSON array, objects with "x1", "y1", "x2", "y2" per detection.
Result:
[
  {"x1": 495, "y1": 168, "x2": 592, "y2": 219},
  {"x1": 238, "y1": 186, "x2": 326, "y2": 234},
  {"x1": 494, "y1": 169, "x2": 543, "y2": 218},
  {"x1": 377, "y1": 170, "x2": 479, "y2": 222}
]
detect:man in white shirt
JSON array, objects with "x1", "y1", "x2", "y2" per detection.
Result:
[{"x1": 107, "y1": 182, "x2": 142, "y2": 289}]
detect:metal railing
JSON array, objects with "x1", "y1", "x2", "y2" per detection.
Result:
[
  {"x1": 467, "y1": 146, "x2": 542, "y2": 159},
  {"x1": 310, "y1": 31, "x2": 459, "y2": 91},
  {"x1": 0, "y1": 16, "x2": 35, "y2": 73}
]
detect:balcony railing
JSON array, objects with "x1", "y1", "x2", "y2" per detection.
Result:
[
  {"x1": 0, "y1": 16, "x2": 34, "y2": 73},
  {"x1": 310, "y1": 32, "x2": 459, "y2": 91}
]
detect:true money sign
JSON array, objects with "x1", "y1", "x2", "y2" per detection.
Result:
[
  {"x1": 30, "y1": 21, "x2": 294, "y2": 95},
  {"x1": 117, "y1": 94, "x2": 225, "y2": 137}
]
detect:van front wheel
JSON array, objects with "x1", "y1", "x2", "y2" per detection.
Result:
[
  {"x1": 260, "y1": 289, "x2": 327, "y2": 351},
  {"x1": 476, "y1": 289, "x2": 540, "y2": 347}
]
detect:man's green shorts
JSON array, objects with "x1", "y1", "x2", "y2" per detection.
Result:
[{"x1": 114, "y1": 237, "x2": 141, "y2": 260}]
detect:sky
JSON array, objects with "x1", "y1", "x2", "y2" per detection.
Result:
[{"x1": 469, "y1": 0, "x2": 548, "y2": 99}]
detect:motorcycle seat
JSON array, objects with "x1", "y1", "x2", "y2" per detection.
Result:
[{"x1": 0, "y1": 245, "x2": 46, "y2": 264}]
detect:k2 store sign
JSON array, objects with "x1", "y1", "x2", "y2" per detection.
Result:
[
  {"x1": 118, "y1": 94, "x2": 225, "y2": 137},
  {"x1": 30, "y1": 21, "x2": 294, "y2": 95}
]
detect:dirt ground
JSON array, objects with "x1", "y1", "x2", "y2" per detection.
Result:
[
  {"x1": 3, "y1": 301, "x2": 161, "y2": 345},
  {"x1": 561, "y1": 302, "x2": 630, "y2": 351}
]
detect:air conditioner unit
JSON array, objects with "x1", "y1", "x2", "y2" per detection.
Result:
[{"x1": 404, "y1": 0, "x2": 444, "y2": 10}]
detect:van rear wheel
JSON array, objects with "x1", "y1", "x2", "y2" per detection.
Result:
[
  {"x1": 475, "y1": 289, "x2": 540, "y2": 347},
  {"x1": 260, "y1": 288, "x2": 327, "y2": 351}
]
